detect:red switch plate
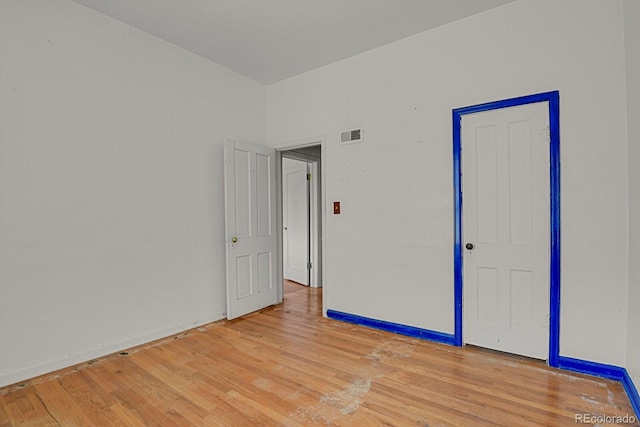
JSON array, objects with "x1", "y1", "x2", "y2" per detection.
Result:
[{"x1": 333, "y1": 201, "x2": 341, "y2": 215}]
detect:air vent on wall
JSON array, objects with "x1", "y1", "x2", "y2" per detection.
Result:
[{"x1": 340, "y1": 128, "x2": 363, "y2": 144}]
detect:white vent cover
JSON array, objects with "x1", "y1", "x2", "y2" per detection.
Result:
[{"x1": 340, "y1": 128, "x2": 363, "y2": 144}]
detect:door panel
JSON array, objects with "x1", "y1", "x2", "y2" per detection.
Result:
[
  {"x1": 224, "y1": 140, "x2": 278, "y2": 320},
  {"x1": 236, "y1": 255, "x2": 252, "y2": 299},
  {"x1": 509, "y1": 121, "x2": 534, "y2": 244},
  {"x1": 234, "y1": 150, "x2": 251, "y2": 237},
  {"x1": 257, "y1": 252, "x2": 272, "y2": 291},
  {"x1": 477, "y1": 267, "x2": 499, "y2": 327},
  {"x1": 256, "y1": 154, "x2": 272, "y2": 237},
  {"x1": 476, "y1": 126, "x2": 499, "y2": 244},
  {"x1": 462, "y1": 102, "x2": 550, "y2": 359},
  {"x1": 510, "y1": 269, "x2": 533, "y2": 330}
]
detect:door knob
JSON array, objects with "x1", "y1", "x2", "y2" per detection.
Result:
[
  {"x1": 465, "y1": 243, "x2": 474, "y2": 250},
  {"x1": 231, "y1": 237, "x2": 238, "y2": 243}
]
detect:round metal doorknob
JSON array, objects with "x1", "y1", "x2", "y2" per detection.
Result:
[
  {"x1": 231, "y1": 237, "x2": 238, "y2": 243},
  {"x1": 465, "y1": 243, "x2": 474, "y2": 250}
]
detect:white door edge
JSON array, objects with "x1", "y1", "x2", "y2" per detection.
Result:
[{"x1": 224, "y1": 139, "x2": 278, "y2": 319}]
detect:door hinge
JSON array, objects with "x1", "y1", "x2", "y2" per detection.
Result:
[
  {"x1": 307, "y1": 262, "x2": 312, "y2": 269},
  {"x1": 307, "y1": 173, "x2": 312, "y2": 181}
]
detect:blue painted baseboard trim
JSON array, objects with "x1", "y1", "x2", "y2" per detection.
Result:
[
  {"x1": 326, "y1": 310, "x2": 639, "y2": 417},
  {"x1": 557, "y1": 356, "x2": 626, "y2": 380},
  {"x1": 554, "y1": 357, "x2": 639, "y2": 417},
  {"x1": 326, "y1": 310, "x2": 456, "y2": 346},
  {"x1": 623, "y1": 370, "x2": 640, "y2": 419}
]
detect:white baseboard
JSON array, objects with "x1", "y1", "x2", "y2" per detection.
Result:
[{"x1": 0, "y1": 311, "x2": 225, "y2": 388}]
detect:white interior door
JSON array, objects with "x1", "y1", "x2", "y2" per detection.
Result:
[
  {"x1": 282, "y1": 158, "x2": 309, "y2": 285},
  {"x1": 224, "y1": 140, "x2": 278, "y2": 320},
  {"x1": 462, "y1": 102, "x2": 550, "y2": 359}
]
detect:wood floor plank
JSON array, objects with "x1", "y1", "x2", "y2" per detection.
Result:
[
  {"x1": 32, "y1": 380, "x2": 96, "y2": 426},
  {"x1": 0, "y1": 280, "x2": 637, "y2": 426},
  {"x1": 109, "y1": 402, "x2": 148, "y2": 427},
  {"x1": 56, "y1": 369, "x2": 122, "y2": 425}
]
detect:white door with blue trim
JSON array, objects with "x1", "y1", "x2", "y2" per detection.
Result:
[
  {"x1": 462, "y1": 102, "x2": 550, "y2": 359},
  {"x1": 224, "y1": 140, "x2": 278, "y2": 320}
]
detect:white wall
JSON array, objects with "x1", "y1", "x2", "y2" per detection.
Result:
[
  {"x1": 624, "y1": 0, "x2": 640, "y2": 387},
  {"x1": 267, "y1": 0, "x2": 629, "y2": 366},
  {"x1": 1, "y1": 0, "x2": 633, "y2": 389},
  {"x1": 0, "y1": 0, "x2": 265, "y2": 387}
]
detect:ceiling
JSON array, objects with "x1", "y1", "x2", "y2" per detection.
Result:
[{"x1": 70, "y1": 0, "x2": 515, "y2": 84}]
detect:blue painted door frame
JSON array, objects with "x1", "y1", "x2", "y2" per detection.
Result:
[{"x1": 452, "y1": 91, "x2": 561, "y2": 366}]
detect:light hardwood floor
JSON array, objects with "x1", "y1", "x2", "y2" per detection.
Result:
[{"x1": 1, "y1": 280, "x2": 637, "y2": 426}]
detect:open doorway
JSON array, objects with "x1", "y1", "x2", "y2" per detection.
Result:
[
  {"x1": 280, "y1": 146, "x2": 322, "y2": 288},
  {"x1": 224, "y1": 138, "x2": 325, "y2": 319}
]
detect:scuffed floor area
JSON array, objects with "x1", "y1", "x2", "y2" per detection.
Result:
[{"x1": 1, "y1": 281, "x2": 637, "y2": 426}]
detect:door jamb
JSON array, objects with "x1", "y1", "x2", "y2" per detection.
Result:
[
  {"x1": 452, "y1": 91, "x2": 560, "y2": 366},
  {"x1": 275, "y1": 136, "x2": 327, "y2": 315}
]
